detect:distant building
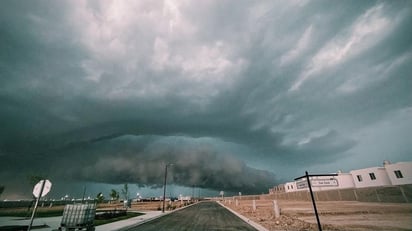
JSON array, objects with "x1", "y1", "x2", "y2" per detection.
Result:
[
  {"x1": 273, "y1": 184, "x2": 285, "y2": 193},
  {"x1": 270, "y1": 160, "x2": 412, "y2": 193},
  {"x1": 178, "y1": 195, "x2": 191, "y2": 201}
]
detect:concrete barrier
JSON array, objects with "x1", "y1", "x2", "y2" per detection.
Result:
[{"x1": 262, "y1": 184, "x2": 412, "y2": 203}]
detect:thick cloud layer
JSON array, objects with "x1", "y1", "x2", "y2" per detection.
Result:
[
  {"x1": 56, "y1": 136, "x2": 276, "y2": 194},
  {"x1": 1, "y1": 0, "x2": 411, "y2": 198}
]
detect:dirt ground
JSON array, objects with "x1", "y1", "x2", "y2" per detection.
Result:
[{"x1": 222, "y1": 199, "x2": 412, "y2": 231}]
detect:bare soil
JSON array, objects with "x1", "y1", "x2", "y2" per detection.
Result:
[{"x1": 222, "y1": 199, "x2": 412, "y2": 231}]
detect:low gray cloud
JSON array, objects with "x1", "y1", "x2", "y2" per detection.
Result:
[
  {"x1": 72, "y1": 136, "x2": 275, "y2": 194},
  {"x1": 1, "y1": 135, "x2": 276, "y2": 195},
  {"x1": 1, "y1": 0, "x2": 411, "y2": 198}
]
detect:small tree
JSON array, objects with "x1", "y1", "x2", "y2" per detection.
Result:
[
  {"x1": 96, "y1": 192, "x2": 105, "y2": 204},
  {"x1": 110, "y1": 189, "x2": 119, "y2": 203}
]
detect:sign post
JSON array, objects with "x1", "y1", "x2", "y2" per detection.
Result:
[
  {"x1": 28, "y1": 179, "x2": 52, "y2": 231},
  {"x1": 295, "y1": 172, "x2": 338, "y2": 231},
  {"x1": 305, "y1": 171, "x2": 322, "y2": 231}
]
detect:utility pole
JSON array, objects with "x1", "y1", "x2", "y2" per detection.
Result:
[{"x1": 162, "y1": 163, "x2": 173, "y2": 213}]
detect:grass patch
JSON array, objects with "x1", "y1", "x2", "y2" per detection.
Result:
[
  {"x1": 0, "y1": 207, "x2": 64, "y2": 218},
  {"x1": 0, "y1": 207, "x2": 144, "y2": 228},
  {"x1": 94, "y1": 212, "x2": 144, "y2": 226}
]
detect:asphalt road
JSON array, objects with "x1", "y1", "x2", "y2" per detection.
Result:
[{"x1": 125, "y1": 201, "x2": 258, "y2": 231}]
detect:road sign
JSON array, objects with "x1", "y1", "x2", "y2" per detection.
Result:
[
  {"x1": 32, "y1": 180, "x2": 52, "y2": 198},
  {"x1": 296, "y1": 177, "x2": 338, "y2": 189},
  {"x1": 29, "y1": 179, "x2": 53, "y2": 231},
  {"x1": 311, "y1": 178, "x2": 338, "y2": 187},
  {"x1": 296, "y1": 179, "x2": 308, "y2": 189}
]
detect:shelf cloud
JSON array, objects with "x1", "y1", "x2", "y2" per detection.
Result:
[{"x1": 1, "y1": 0, "x2": 411, "y2": 198}]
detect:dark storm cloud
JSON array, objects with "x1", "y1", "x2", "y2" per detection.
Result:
[
  {"x1": 1, "y1": 0, "x2": 411, "y2": 198},
  {"x1": 57, "y1": 136, "x2": 276, "y2": 194}
]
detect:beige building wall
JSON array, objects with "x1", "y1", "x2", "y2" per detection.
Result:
[{"x1": 384, "y1": 161, "x2": 412, "y2": 185}]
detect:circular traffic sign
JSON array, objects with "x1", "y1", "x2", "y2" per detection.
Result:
[{"x1": 32, "y1": 180, "x2": 52, "y2": 198}]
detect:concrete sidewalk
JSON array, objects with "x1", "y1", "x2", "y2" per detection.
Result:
[
  {"x1": 0, "y1": 210, "x2": 168, "y2": 231},
  {"x1": 97, "y1": 210, "x2": 167, "y2": 231}
]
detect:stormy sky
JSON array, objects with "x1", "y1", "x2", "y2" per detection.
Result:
[{"x1": 1, "y1": 0, "x2": 411, "y2": 199}]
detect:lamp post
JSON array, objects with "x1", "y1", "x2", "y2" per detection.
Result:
[{"x1": 162, "y1": 163, "x2": 173, "y2": 213}]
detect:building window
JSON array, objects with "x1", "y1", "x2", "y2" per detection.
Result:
[
  {"x1": 394, "y1": 170, "x2": 403, "y2": 179},
  {"x1": 356, "y1": 175, "x2": 363, "y2": 182},
  {"x1": 369, "y1": 173, "x2": 376, "y2": 180}
]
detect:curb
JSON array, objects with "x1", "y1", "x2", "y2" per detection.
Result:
[{"x1": 217, "y1": 201, "x2": 269, "y2": 231}]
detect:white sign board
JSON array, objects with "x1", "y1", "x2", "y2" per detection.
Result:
[
  {"x1": 311, "y1": 178, "x2": 338, "y2": 187},
  {"x1": 33, "y1": 180, "x2": 52, "y2": 198},
  {"x1": 296, "y1": 180, "x2": 308, "y2": 189}
]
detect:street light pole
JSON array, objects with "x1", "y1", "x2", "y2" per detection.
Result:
[{"x1": 162, "y1": 163, "x2": 173, "y2": 213}]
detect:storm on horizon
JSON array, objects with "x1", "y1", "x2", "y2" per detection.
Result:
[{"x1": 0, "y1": 0, "x2": 411, "y2": 199}]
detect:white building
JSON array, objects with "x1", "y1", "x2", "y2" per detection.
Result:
[
  {"x1": 383, "y1": 161, "x2": 412, "y2": 185},
  {"x1": 350, "y1": 166, "x2": 391, "y2": 188},
  {"x1": 178, "y1": 195, "x2": 191, "y2": 201},
  {"x1": 270, "y1": 184, "x2": 285, "y2": 194},
  {"x1": 270, "y1": 160, "x2": 412, "y2": 193},
  {"x1": 284, "y1": 181, "x2": 297, "y2": 192},
  {"x1": 335, "y1": 172, "x2": 356, "y2": 189}
]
